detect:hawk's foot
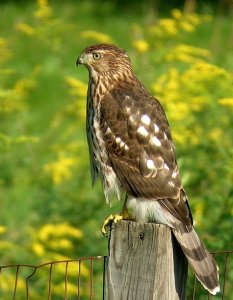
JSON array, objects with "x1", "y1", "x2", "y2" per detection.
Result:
[{"x1": 102, "y1": 214, "x2": 123, "y2": 237}]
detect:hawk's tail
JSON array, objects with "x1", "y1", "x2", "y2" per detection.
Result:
[{"x1": 172, "y1": 225, "x2": 220, "y2": 295}]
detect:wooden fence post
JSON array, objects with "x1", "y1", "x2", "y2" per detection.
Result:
[{"x1": 104, "y1": 220, "x2": 188, "y2": 300}]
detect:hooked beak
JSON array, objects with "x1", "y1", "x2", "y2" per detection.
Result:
[
  {"x1": 76, "y1": 56, "x2": 82, "y2": 67},
  {"x1": 76, "y1": 54, "x2": 86, "y2": 67}
]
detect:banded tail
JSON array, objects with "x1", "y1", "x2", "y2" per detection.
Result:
[{"x1": 172, "y1": 225, "x2": 220, "y2": 295}]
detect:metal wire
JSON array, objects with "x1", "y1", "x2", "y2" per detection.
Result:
[
  {"x1": 77, "y1": 259, "x2": 81, "y2": 299},
  {"x1": 0, "y1": 251, "x2": 232, "y2": 299},
  {"x1": 0, "y1": 256, "x2": 105, "y2": 300},
  {"x1": 191, "y1": 250, "x2": 233, "y2": 299}
]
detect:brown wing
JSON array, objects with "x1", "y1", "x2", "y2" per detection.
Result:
[
  {"x1": 100, "y1": 84, "x2": 181, "y2": 198},
  {"x1": 100, "y1": 82, "x2": 192, "y2": 225}
]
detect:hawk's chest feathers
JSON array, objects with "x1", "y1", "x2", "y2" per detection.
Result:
[{"x1": 86, "y1": 78, "x2": 121, "y2": 204}]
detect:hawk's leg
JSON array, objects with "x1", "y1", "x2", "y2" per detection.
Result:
[
  {"x1": 121, "y1": 195, "x2": 134, "y2": 220},
  {"x1": 101, "y1": 195, "x2": 134, "y2": 236},
  {"x1": 101, "y1": 214, "x2": 123, "y2": 236}
]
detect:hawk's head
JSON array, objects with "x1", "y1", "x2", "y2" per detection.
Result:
[{"x1": 77, "y1": 44, "x2": 132, "y2": 77}]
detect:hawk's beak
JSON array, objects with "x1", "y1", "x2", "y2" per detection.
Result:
[
  {"x1": 76, "y1": 55, "x2": 85, "y2": 67},
  {"x1": 76, "y1": 56, "x2": 82, "y2": 67}
]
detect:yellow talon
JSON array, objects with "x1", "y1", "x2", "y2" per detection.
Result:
[{"x1": 102, "y1": 214, "x2": 123, "y2": 236}]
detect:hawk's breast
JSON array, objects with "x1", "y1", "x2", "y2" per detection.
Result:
[{"x1": 86, "y1": 80, "x2": 121, "y2": 204}]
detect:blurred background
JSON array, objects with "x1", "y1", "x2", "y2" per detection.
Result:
[{"x1": 0, "y1": 0, "x2": 232, "y2": 298}]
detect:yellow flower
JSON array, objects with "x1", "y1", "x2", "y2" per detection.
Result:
[
  {"x1": 0, "y1": 273, "x2": 25, "y2": 292},
  {"x1": 159, "y1": 19, "x2": 177, "y2": 36},
  {"x1": 35, "y1": 0, "x2": 53, "y2": 20},
  {"x1": 0, "y1": 241, "x2": 13, "y2": 250},
  {"x1": 0, "y1": 89, "x2": 26, "y2": 113},
  {"x1": 218, "y1": 98, "x2": 233, "y2": 107},
  {"x1": 190, "y1": 96, "x2": 206, "y2": 111},
  {"x1": 80, "y1": 30, "x2": 113, "y2": 43},
  {"x1": 186, "y1": 14, "x2": 202, "y2": 26},
  {"x1": 65, "y1": 76, "x2": 87, "y2": 97},
  {"x1": 37, "y1": 0, "x2": 48, "y2": 7},
  {"x1": 172, "y1": 131, "x2": 187, "y2": 145},
  {"x1": 15, "y1": 135, "x2": 40, "y2": 144},
  {"x1": 171, "y1": 9, "x2": 183, "y2": 20},
  {"x1": 194, "y1": 62, "x2": 230, "y2": 82},
  {"x1": 176, "y1": 44, "x2": 210, "y2": 57},
  {"x1": 132, "y1": 40, "x2": 150, "y2": 53},
  {"x1": 170, "y1": 102, "x2": 190, "y2": 121},
  {"x1": 53, "y1": 282, "x2": 78, "y2": 296},
  {"x1": 38, "y1": 223, "x2": 83, "y2": 242},
  {"x1": 187, "y1": 129, "x2": 201, "y2": 146},
  {"x1": 0, "y1": 39, "x2": 12, "y2": 63},
  {"x1": 0, "y1": 226, "x2": 6, "y2": 234},
  {"x1": 0, "y1": 38, "x2": 8, "y2": 47},
  {"x1": 14, "y1": 78, "x2": 37, "y2": 97},
  {"x1": 148, "y1": 26, "x2": 163, "y2": 38},
  {"x1": 43, "y1": 154, "x2": 77, "y2": 184},
  {"x1": 32, "y1": 242, "x2": 45, "y2": 257},
  {"x1": 165, "y1": 44, "x2": 211, "y2": 63},
  {"x1": 208, "y1": 128, "x2": 223, "y2": 142},
  {"x1": 180, "y1": 21, "x2": 194, "y2": 32},
  {"x1": 177, "y1": 53, "x2": 197, "y2": 63},
  {"x1": 15, "y1": 23, "x2": 35, "y2": 36},
  {"x1": 49, "y1": 239, "x2": 73, "y2": 250}
]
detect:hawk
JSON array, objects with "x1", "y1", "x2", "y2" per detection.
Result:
[{"x1": 76, "y1": 43, "x2": 220, "y2": 295}]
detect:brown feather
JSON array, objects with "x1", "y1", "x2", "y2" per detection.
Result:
[{"x1": 77, "y1": 43, "x2": 220, "y2": 295}]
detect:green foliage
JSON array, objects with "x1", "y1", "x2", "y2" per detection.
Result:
[{"x1": 0, "y1": 0, "x2": 232, "y2": 298}]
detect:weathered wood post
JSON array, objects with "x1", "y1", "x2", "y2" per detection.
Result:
[{"x1": 104, "y1": 220, "x2": 188, "y2": 300}]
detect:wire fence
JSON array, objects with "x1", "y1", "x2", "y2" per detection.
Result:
[
  {"x1": 0, "y1": 251, "x2": 232, "y2": 299},
  {"x1": 190, "y1": 250, "x2": 233, "y2": 300},
  {"x1": 0, "y1": 256, "x2": 106, "y2": 300}
]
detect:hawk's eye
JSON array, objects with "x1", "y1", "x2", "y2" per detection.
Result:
[{"x1": 93, "y1": 53, "x2": 101, "y2": 60}]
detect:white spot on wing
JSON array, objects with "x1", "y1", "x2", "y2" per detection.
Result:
[
  {"x1": 106, "y1": 127, "x2": 111, "y2": 134},
  {"x1": 141, "y1": 115, "x2": 151, "y2": 126},
  {"x1": 172, "y1": 171, "x2": 177, "y2": 178},
  {"x1": 164, "y1": 163, "x2": 169, "y2": 171},
  {"x1": 124, "y1": 144, "x2": 129, "y2": 151},
  {"x1": 168, "y1": 181, "x2": 175, "y2": 187},
  {"x1": 125, "y1": 107, "x2": 131, "y2": 114},
  {"x1": 115, "y1": 137, "x2": 121, "y2": 144},
  {"x1": 154, "y1": 124, "x2": 159, "y2": 133},
  {"x1": 150, "y1": 136, "x2": 161, "y2": 147},
  {"x1": 146, "y1": 159, "x2": 155, "y2": 170},
  {"x1": 129, "y1": 115, "x2": 137, "y2": 125},
  {"x1": 137, "y1": 126, "x2": 149, "y2": 137},
  {"x1": 120, "y1": 141, "x2": 125, "y2": 148}
]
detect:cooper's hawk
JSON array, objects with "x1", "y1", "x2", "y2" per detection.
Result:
[{"x1": 76, "y1": 43, "x2": 220, "y2": 295}]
